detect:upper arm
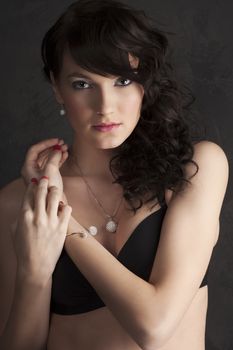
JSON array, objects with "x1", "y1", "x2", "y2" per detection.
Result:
[
  {"x1": 0, "y1": 178, "x2": 25, "y2": 334},
  {"x1": 148, "y1": 141, "x2": 229, "y2": 345}
]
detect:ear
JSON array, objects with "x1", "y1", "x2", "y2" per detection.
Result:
[
  {"x1": 128, "y1": 53, "x2": 139, "y2": 69},
  {"x1": 50, "y1": 71, "x2": 64, "y2": 104}
]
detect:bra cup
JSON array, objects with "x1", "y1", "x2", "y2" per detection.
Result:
[{"x1": 50, "y1": 204, "x2": 208, "y2": 315}]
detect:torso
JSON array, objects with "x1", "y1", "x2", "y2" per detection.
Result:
[
  {"x1": 2, "y1": 167, "x2": 216, "y2": 350},
  {"x1": 48, "y1": 289, "x2": 207, "y2": 350},
  {"x1": 46, "y1": 165, "x2": 212, "y2": 350}
]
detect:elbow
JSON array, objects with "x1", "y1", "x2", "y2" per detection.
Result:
[
  {"x1": 138, "y1": 322, "x2": 170, "y2": 350},
  {"x1": 139, "y1": 334, "x2": 163, "y2": 350}
]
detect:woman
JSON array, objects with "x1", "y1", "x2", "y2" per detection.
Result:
[{"x1": 0, "y1": 0, "x2": 229, "y2": 349}]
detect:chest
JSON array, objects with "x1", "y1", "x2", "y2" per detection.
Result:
[{"x1": 63, "y1": 178, "x2": 165, "y2": 257}]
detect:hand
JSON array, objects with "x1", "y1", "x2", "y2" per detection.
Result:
[
  {"x1": 11, "y1": 139, "x2": 69, "y2": 246},
  {"x1": 19, "y1": 138, "x2": 89, "y2": 257},
  {"x1": 20, "y1": 138, "x2": 69, "y2": 204},
  {"x1": 21, "y1": 138, "x2": 69, "y2": 186},
  {"x1": 13, "y1": 177, "x2": 72, "y2": 285}
]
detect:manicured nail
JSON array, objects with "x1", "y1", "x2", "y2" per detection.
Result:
[
  {"x1": 53, "y1": 144, "x2": 62, "y2": 151},
  {"x1": 40, "y1": 176, "x2": 49, "y2": 181},
  {"x1": 31, "y1": 178, "x2": 38, "y2": 184}
]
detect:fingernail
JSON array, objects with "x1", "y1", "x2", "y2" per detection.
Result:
[
  {"x1": 53, "y1": 144, "x2": 62, "y2": 151},
  {"x1": 31, "y1": 178, "x2": 38, "y2": 184},
  {"x1": 40, "y1": 176, "x2": 49, "y2": 181}
]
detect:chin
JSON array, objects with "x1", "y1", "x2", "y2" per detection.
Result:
[{"x1": 95, "y1": 138, "x2": 125, "y2": 150}]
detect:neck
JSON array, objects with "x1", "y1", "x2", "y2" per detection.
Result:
[{"x1": 66, "y1": 137, "x2": 120, "y2": 182}]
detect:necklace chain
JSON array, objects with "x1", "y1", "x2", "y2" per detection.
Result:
[
  {"x1": 70, "y1": 153, "x2": 123, "y2": 234},
  {"x1": 83, "y1": 176, "x2": 123, "y2": 219}
]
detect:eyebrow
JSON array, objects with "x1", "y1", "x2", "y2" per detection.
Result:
[
  {"x1": 67, "y1": 72, "x2": 93, "y2": 79},
  {"x1": 66, "y1": 71, "x2": 118, "y2": 80}
]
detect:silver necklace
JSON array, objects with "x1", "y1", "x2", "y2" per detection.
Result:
[{"x1": 70, "y1": 154, "x2": 123, "y2": 235}]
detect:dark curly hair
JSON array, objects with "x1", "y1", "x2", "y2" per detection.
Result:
[{"x1": 41, "y1": 0, "x2": 203, "y2": 214}]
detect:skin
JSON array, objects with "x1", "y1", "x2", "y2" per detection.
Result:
[
  {"x1": 0, "y1": 47, "x2": 229, "y2": 350},
  {"x1": 50, "y1": 49, "x2": 144, "y2": 181}
]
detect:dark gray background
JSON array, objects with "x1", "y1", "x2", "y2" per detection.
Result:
[{"x1": 0, "y1": 1, "x2": 232, "y2": 349}]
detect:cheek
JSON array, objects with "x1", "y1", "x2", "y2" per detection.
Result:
[
  {"x1": 120, "y1": 89, "x2": 143, "y2": 116},
  {"x1": 62, "y1": 93, "x2": 85, "y2": 115}
]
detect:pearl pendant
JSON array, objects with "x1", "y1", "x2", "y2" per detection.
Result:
[
  {"x1": 106, "y1": 219, "x2": 117, "y2": 233},
  {"x1": 88, "y1": 226, "x2": 98, "y2": 236},
  {"x1": 60, "y1": 108, "x2": 66, "y2": 116}
]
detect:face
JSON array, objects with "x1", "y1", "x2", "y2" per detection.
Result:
[{"x1": 51, "y1": 49, "x2": 144, "y2": 150}]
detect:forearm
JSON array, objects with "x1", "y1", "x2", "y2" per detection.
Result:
[
  {"x1": 0, "y1": 271, "x2": 52, "y2": 350},
  {"x1": 65, "y1": 231, "x2": 158, "y2": 349}
]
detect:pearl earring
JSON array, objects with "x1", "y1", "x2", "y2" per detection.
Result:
[{"x1": 60, "y1": 104, "x2": 66, "y2": 116}]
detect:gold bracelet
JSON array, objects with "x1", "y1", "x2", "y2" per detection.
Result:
[{"x1": 66, "y1": 231, "x2": 88, "y2": 238}]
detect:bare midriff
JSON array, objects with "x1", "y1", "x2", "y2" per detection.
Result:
[{"x1": 47, "y1": 286, "x2": 208, "y2": 350}]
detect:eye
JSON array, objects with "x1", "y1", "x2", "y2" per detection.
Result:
[
  {"x1": 116, "y1": 78, "x2": 132, "y2": 87},
  {"x1": 71, "y1": 80, "x2": 91, "y2": 90},
  {"x1": 71, "y1": 78, "x2": 132, "y2": 90}
]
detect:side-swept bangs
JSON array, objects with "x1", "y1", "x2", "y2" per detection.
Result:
[
  {"x1": 41, "y1": 0, "x2": 169, "y2": 107},
  {"x1": 41, "y1": 1, "x2": 199, "y2": 213}
]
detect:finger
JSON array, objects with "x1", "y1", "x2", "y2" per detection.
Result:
[
  {"x1": 59, "y1": 150, "x2": 69, "y2": 166},
  {"x1": 40, "y1": 151, "x2": 51, "y2": 170},
  {"x1": 25, "y1": 138, "x2": 60, "y2": 163},
  {"x1": 39, "y1": 144, "x2": 68, "y2": 173},
  {"x1": 21, "y1": 163, "x2": 39, "y2": 185},
  {"x1": 41, "y1": 149, "x2": 67, "y2": 171},
  {"x1": 60, "y1": 142, "x2": 68, "y2": 149},
  {"x1": 37, "y1": 149, "x2": 51, "y2": 170},
  {"x1": 38, "y1": 148, "x2": 50, "y2": 160},
  {"x1": 58, "y1": 139, "x2": 65, "y2": 146},
  {"x1": 58, "y1": 204, "x2": 72, "y2": 231},
  {"x1": 34, "y1": 176, "x2": 49, "y2": 218},
  {"x1": 38, "y1": 142, "x2": 67, "y2": 159},
  {"x1": 39, "y1": 144, "x2": 67, "y2": 162},
  {"x1": 37, "y1": 141, "x2": 66, "y2": 160},
  {"x1": 21, "y1": 180, "x2": 38, "y2": 212},
  {"x1": 43, "y1": 147, "x2": 63, "y2": 176},
  {"x1": 47, "y1": 186, "x2": 62, "y2": 218},
  {"x1": 60, "y1": 144, "x2": 68, "y2": 154}
]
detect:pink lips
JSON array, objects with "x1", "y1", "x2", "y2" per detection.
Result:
[
  {"x1": 93, "y1": 123, "x2": 121, "y2": 132},
  {"x1": 94, "y1": 123, "x2": 120, "y2": 127}
]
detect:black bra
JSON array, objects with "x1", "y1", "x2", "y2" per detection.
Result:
[{"x1": 50, "y1": 204, "x2": 209, "y2": 315}]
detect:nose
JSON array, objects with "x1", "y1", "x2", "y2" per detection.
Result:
[
  {"x1": 96, "y1": 111, "x2": 113, "y2": 117},
  {"x1": 94, "y1": 86, "x2": 114, "y2": 116}
]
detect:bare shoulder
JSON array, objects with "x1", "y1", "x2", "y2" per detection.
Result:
[
  {"x1": 184, "y1": 140, "x2": 229, "y2": 204},
  {"x1": 165, "y1": 140, "x2": 229, "y2": 205},
  {"x1": 189, "y1": 140, "x2": 229, "y2": 174}
]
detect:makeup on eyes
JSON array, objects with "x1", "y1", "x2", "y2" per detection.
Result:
[{"x1": 70, "y1": 77, "x2": 132, "y2": 90}]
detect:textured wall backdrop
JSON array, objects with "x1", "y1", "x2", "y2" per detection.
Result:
[{"x1": 0, "y1": 1, "x2": 232, "y2": 349}]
